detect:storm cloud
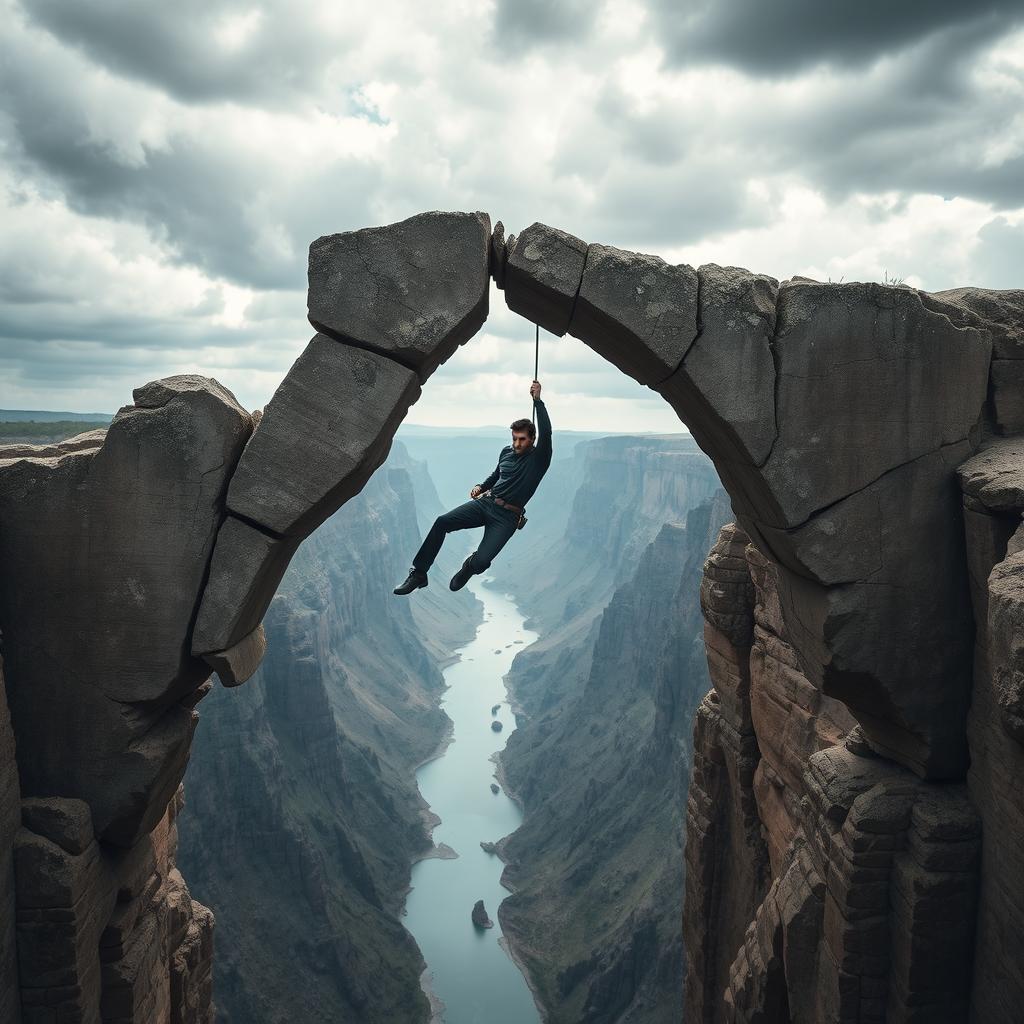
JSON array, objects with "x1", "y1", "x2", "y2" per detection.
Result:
[{"x1": 1, "y1": 0, "x2": 1022, "y2": 428}]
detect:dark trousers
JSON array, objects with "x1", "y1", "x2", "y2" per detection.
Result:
[{"x1": 412, "y1": 497, "x2": 519, "y2": 576}]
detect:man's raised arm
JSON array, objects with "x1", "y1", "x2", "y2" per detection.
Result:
[{"x1": 532, "y1": 382, "x2": 551, "y2": 461}]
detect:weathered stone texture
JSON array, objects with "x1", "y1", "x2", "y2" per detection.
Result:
[
  {"x1": 739, "y1": 283, "x2": 988, "y2": 780},
  {"x1": 225, "y1": 334, "x2": 421, "y2": 538},
  {"x1": 930, "y1": 286, "x2": 1024, "y2": 435},
  {"x1": 659, "y1": 264, "x2": 778, "y2": 475},
  {"x1": 687, "y1": 523, "x2": 983, "y2": 1024},
  {"x1": 956, "y1": 440, "x2": 1024, "y2": 1023},
  {"x1": 504, "y1": 221, "x2": 588, "y2": 335},
  {"x1": 746, "y1": 545, "x2": 855, "y2": 875},
  {"x1": 307, "y1": 210, "x2": 490, "y2": 379},
  {"x1": 570, "y1": 243, "x2": 698, "y2": 385},
  {"x1": 684, "y1": 526, "x2": 770, "y2": 1024},
  {"x1": 201, "y1": 624, "x2": 267, "y2": 687},
  {"x1": 761, "y1": 281, "x2": 990, "y2": 527},
  {"x1": 0, "y1": 377, "x2": 251, "y2": 847},
  {"x1": 191, "y1": 515, "x2": 301, "y2": 658},
  {"x1": 14, "y1": 788, "x2": 213, "y2": 1023},
  {"x1": 0, "y1": 427, "x2": 107, "y2": 460},
  {"x1": 1, "y1": 657, "x2": 21, "y2": 1024}
]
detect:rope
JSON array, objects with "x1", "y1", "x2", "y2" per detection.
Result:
[{"x1": 532, "y1": 322, "x2": 539, "y2": 425}]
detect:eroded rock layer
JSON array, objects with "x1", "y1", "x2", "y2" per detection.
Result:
[
  {"x1": 685, "y1": 526, "x2": 984, "y2": 1023},
  {"x1": 14, "y1": 785, "x2": 213, "y2": 1024}
]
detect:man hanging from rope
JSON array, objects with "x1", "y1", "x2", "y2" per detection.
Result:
[{"x1": 394, "y1": 380, "x2": 552, "y2": 595}]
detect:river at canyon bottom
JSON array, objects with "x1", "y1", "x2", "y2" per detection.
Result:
[{"x1": 403, "y1": 577, "x2": 542, "y2": 1024}]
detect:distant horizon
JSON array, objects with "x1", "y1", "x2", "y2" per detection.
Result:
[{"x1": 0, "y1": 406, "x2": 692, "y2": 439}]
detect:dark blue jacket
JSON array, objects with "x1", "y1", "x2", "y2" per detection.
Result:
[{"x1": 478, "y1": 399, "x2": 552, "y2": 508}]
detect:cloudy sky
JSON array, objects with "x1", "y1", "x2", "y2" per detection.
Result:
[{"x1": 2, "y1": 0, "x2": 1023, "y2": 430}]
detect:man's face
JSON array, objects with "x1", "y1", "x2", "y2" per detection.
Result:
[{"x1": 512, "y1": 430, "x2": 534, "y2": 455}]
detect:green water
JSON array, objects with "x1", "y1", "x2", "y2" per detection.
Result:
[{"x1": 404, "y1": 578, "x2": 543, "y2": 1024}]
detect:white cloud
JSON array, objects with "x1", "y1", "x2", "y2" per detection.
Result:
[{"x1": 1, "y1": 0, "x2": 1022, "y2": 426}]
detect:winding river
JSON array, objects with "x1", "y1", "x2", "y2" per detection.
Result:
[{"x1": 404, "y1": 578, "x2": 542, "y2": 1024}]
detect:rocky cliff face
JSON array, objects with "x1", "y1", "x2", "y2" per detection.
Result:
[
  {"x1": 0, "y1": 380, "x2": 244, "y2": 1024},
  {"x1": 684, "y1": 517, "x2": 996, "y2": 1023},
  {"x1": 677, "y1": 290, "x2": 1024, "y2": 1024},
  {"x1": 176, "y1": 443, "x2": 478, "y2": 1023},
  {"x1": 494, "y1": 432, "x2": 724, "y2": 1022}
]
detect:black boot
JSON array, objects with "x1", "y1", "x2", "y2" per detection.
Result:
[
  {"x1": 394, "y1": 569, "x2": 428, "y2": 596},
  {"x1": 449, "y1": 556, "x2": 475, "y2": 592}
]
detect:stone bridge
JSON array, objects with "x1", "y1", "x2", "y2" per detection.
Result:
[{"x1": 1, "y1": 210, "x2": 1022, "y2": 1021}]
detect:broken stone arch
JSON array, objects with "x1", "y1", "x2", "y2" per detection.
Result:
[
  {"x1": 193, "y1": 209, "x2": 993, "y2": 791},
  {"x1": 4, "y1": 207, "x2": 1023, "y2": 1021}
]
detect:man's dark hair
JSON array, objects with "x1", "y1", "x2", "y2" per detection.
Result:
[{"x1": 510, "y1": 418, "x2": 536, "y2": 439}]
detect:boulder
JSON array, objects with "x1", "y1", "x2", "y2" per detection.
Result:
[
  {"x1": 957, "y1": 438, "x2": 1024, "y2": 512},
  {"x1": 471, "y1": 899, "x2": 494, "y2": 929},
  {"x1": 203, "y1": 624, "x2": 267, "y2": 687},
  {"x1": 491, "y1": 721, "x2": 503, "y2": 733},
  {"x1": 225, "y1": 334, "x2": 421, "y2": 538},
  {"x1": 307, "y1": 210, "x2": 491, "y2": 380},
  {"x1": 504, "y1": 222, "x2": 588, "y2": 335},
  {"x1": 0, "y1": 377, "x2": 251, "y2": 846},
  {"x1": 490, "y1": 783, "x2": 500, "y2": 794}
]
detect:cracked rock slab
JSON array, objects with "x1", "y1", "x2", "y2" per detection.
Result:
[
  {"x1": 226, "y1": 333, "x2": 421, "y2": 538},
  {"x1": 658, "y1": 264, "x2": 778, "y2": 494},
  {"x1": 191, "y1": 516, "x2": 302, "y2": 655},
  {"x1": 307, "y1": 210, "x2": 490, "y2": 379},
  {"x1": 504, "y1": 222, "x2": 588, "y2": 335},
  {"x1": 569, "y1": 243, "x2": 698, "y2": 385},
  {"x1": 760, "y1": 280, "x2": 991, "y2": 528}
]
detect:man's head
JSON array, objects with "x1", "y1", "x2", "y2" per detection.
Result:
[{"x1": 510, "y1": 417, "x2": 535, "y2": 455}]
